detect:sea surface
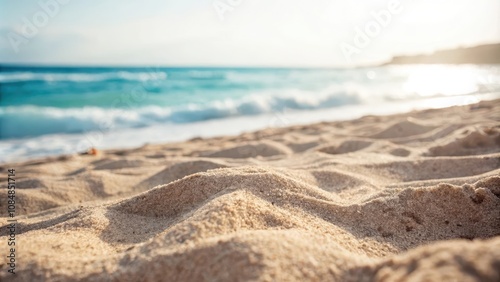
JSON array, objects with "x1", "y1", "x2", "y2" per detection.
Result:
[{"x1": 1, "y1": 64, "x2": 499, "y2": 162}]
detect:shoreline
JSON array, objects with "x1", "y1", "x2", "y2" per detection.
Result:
[
  {"x1": 0, "y1": 98, "x2": 499, "y2": 280},
  {"x1": 2, "y1": 93, "x2": 498, "y2": 164}
]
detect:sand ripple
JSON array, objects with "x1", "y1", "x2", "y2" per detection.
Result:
[{"x1": 1, "y1": 100, "x2": 499, "y2": 281}]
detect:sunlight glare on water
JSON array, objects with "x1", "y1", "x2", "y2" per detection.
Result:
[{"x1": 403, "y1": 65, "x2": 480, "y2": 97}]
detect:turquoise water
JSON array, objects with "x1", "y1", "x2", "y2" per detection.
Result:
[
  {"x1": 1, "y1": 64, "x2": 499, "y2": 161},
  {"x1": 0, "y1": 66, "x2": 373, "y2": 138}
]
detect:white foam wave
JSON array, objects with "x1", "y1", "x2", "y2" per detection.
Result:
[
  {"x1": 0, "y1": 90, "x2": 360, "y2": 139},
  {"x1": 3, "y1": 93, "x2": 497, "y2": 163}
]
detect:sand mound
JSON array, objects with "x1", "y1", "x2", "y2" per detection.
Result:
[
  {"x1": 318, "y1": 139, "x2": 374, "y2": 154},
  {"x1": 15, "y1": 178, "x2": 47, "y2": 189},
  {"x1": 372, "y1": 237, "x2": 500, "y2": 281},
  {"x1": 0, "y1": 157, "x2": 166, "y2": 216},
  {"x1": 94, "y1": 158, "x2": 153, "y2": 170},
  {"x1": 203, "y1": 140, "x2": 292, "y2": 158},
  {"x1": 364, "y1": 156, "x2": 499, "y2": 182},
  {"x1": 317, "y1": 139, "x2": 412, "y2": 157},
  {"x1": 369, "y1": 118, "x2": 436, "y2": 139},
  {"x1": 3, "y1": 171, "x2": 499, "y2": 281},
  {"x1": 1, "y1": 100, "x2": 500, "y2": 281},
  {"x1": 428, "y1": 125, "x2": 500, "y2": 156},
  {"x1": 135, "y1": 159, "x2": 228, "y2": 189}
]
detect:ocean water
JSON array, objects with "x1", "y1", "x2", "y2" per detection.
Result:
[{"x1": 1, "y1": 64, "x2": 499, "y2": 162}]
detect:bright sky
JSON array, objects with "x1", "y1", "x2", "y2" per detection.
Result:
[{"x1": 0, "y1": 0, "x2": 499, "y2": 67}]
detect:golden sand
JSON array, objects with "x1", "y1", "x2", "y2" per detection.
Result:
[{"x1": 1, "y1": 100, "x2": 499, "y2": 281}]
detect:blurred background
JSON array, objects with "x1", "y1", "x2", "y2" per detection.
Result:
[{"x1": 1, "y1": 0, "x2": 499, "y2": 162}]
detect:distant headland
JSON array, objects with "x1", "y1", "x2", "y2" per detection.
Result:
[{"x1": 384, "y1": 43, "x2": 500, "y2": 65}]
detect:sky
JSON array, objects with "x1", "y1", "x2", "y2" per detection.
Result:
[{"x1": 0, "y1": 0, "x2": 499, "y2": 67}]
